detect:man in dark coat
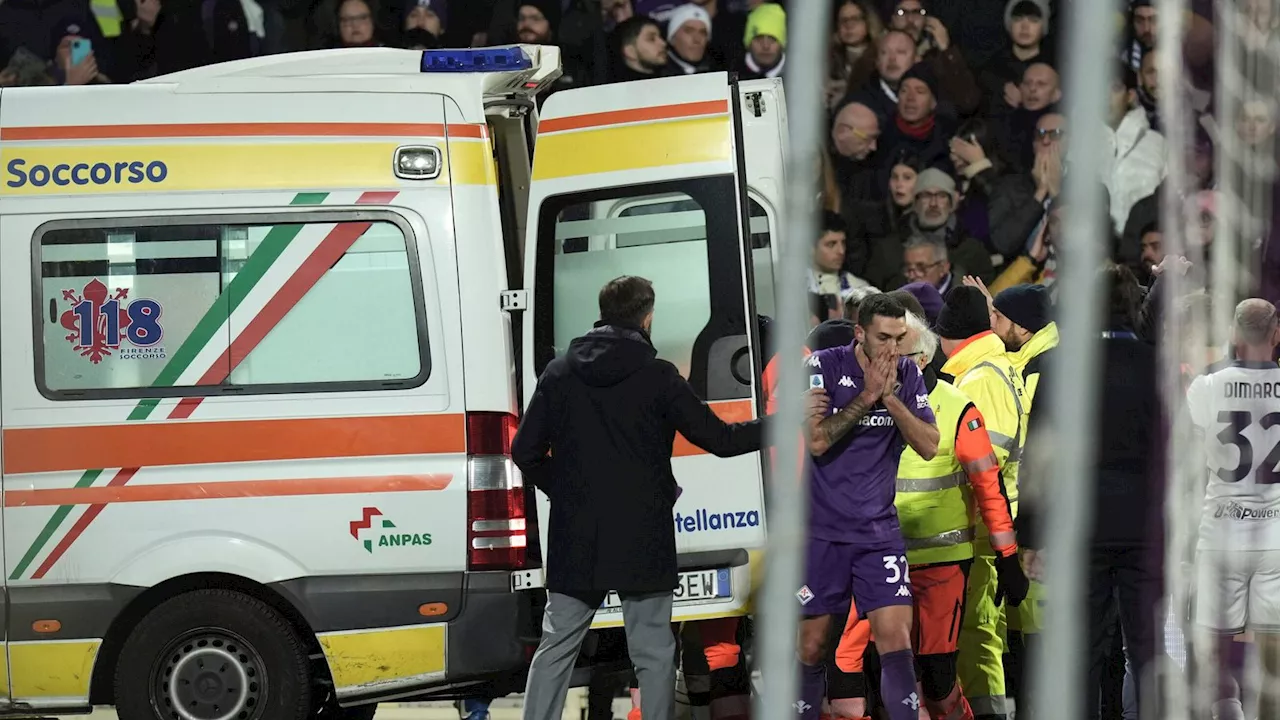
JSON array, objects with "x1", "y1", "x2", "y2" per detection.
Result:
[{"x1": 512, "y1": 275, "x2": 764, "y2": 720}]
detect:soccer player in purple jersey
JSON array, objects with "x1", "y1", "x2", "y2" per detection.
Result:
[{"x1": 799, "y1": 294, "x2": 940, "y2": 720}]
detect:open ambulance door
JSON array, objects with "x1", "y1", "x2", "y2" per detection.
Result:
[{"x1": 521, "y1": 73, "x2": 775, "y2": 626}]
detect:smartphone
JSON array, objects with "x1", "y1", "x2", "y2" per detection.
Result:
[{"x1": 70, "y1": 38, "x2": 92, "y2": 66}]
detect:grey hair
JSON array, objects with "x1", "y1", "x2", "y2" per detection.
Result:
[
  {"x1": 905, "y1": 309, "x2": 939, "y2": 358},
  {"x1": 904, "y1": 233, "x2": 948, "y2": 263},
  {"x1": 1235, "y1": 298, "x2": 1278, "y2": 345}
]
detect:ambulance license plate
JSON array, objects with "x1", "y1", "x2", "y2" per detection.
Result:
[{"x1": 601, "y1": 568, "x2": 731, "y2": 610}]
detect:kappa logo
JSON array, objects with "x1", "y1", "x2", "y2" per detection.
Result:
[
  {"x1": 838, "y1": 375, "x2": 855, "y2": 387},
  {"x1": 903, "y1": 692, "x2": 921, "y2": 712},
  {"x1": 796, "y1": 585, "x2": 815, "y2": 606},
  {"x1": 895, "y1": 585, "x2": 911, "y2": 598},
  {"x1": 805, "y1": 354, "x2": 821, "y2": 368}
]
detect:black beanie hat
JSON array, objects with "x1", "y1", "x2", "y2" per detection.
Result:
[
  {"x1": 993, "y1": 284, "x2": 1051, "y2": 333},
  {"x1": 518, "y1": 0, "x2": 561, "y2": 32},
  {"x1": 934, "y1": 286, "x2": 992, "y2": 340},
  {"x1": 900, "y1": 62, "x2": 939, "y2": 99}
]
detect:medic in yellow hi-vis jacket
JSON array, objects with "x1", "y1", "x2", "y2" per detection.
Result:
[
  {"x1": 936, "y1": 287, "x2": 1030, "y2": 720},
  {"x1": 828, "y1": 313, "x2": 1025, "y2": 720},
  {"x1": 991, "y1": 284, "x2": 1058, "y2": 703}
]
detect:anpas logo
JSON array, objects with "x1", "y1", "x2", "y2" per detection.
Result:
[
  {"x1": 1214, "y1": 501, "x2": 1280, "y2": 521},
  {"x1": 7, "y1": 158, "x2": 168, "y2": 188},
  {"x1": 60, "y1": 279, "x2": 165, "y2": 364},
  {"x1": 350, "y1": 506, "x2": 432, "y2": 553},
  {"x1": 675, "y1": 508, "x2": 761, "y2": 533}
]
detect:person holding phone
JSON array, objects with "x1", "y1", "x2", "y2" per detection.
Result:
[{"x1": 50, "y1": 19, "x2": 111, "y2": 85}]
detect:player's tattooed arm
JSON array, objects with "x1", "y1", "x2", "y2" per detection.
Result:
[{"x1": 805, "y1": 390, "x2": 877, "y2": 456}]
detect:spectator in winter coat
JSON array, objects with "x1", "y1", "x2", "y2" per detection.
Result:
[
  {"x1": 829, "y1": 98, "x2": 883, "y2": 206},
  {"x1": 688, "y1": 0, "x2": 746, "y2": 72},
  {"x1": 50, "y1": 17, "x2": 114, "y2": 83},
  {"x1": 1102, "y1": 62, "x2": 1166, "y2": 237},
  {"x1": 665, "y1": 4, "x2": 716, "y2": 74},
  {"x1": 865, "y1": 168, "x2": 996, "y2": 289},
  {"x1": 1121, "y1": 0, "x2": 1158, "y2": 70},
  {"x1": 0, "y1": 0, "x2": 110, "y2": 69},
  {"x1": 609, "y1": 15, "x2": 668, "y2": 82},
  {"x1": 998, "y1": 62, "x2": 1061, "y2": 173},
  {"x1": 885, "y1": 0, "x2": 980, "y2": 115},
  {"x1": 980, "y1": 0, "x2": 1054, "y2": 117},
  {"x1": 877, "y1": 62, "x2": 955, "y2": 184},
  {"x1": 736, "y1": 2, "x2": 785, "y2": 80},
  {"x1": 112, "y1": 0, "x2": 210, "y2": 81},
  {"x1": 949, "y1": 116, "x2": 1043, "y2": 263},
  {"x1": 825, "y1": 0, "x2": 883, "y2": 110},
  {"x1": 842, "y1": 150, "x2": 921, "y2": 282},
  {"x1": 811, "y1": 211, "x2": 878, "y2": 302},
  {"x1": 846, "y1": 24, "x2": 977, "y2": 125}
]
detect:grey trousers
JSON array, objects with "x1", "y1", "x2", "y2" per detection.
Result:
[{"x1": 522, "y1": 590, "x2": 676, "y2": 720}]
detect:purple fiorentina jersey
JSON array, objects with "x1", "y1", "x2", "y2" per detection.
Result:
[{"x1": 806, "y1": 344, "x2": 934, "y2": 544}]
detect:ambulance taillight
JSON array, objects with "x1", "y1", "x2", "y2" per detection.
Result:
[{"x1": 465, "y1": 412, "x2": 529, "y2": 570}]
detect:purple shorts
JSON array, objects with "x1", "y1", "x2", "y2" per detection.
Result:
[{"x1": 797, "y1": 538, "x2": 914, "y2": 617}]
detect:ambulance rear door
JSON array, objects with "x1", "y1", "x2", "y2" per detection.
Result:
[{"x1": 522, "y1": 73, "x2": 770, "y2": 625}]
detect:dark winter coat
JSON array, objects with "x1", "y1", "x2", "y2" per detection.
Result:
[
  {"x1": 511, "y1": 323, "x2": 763, "y2": 594},
  {"x1": 1016, "y1": 328, "x2": 1162, "y2": 549}
]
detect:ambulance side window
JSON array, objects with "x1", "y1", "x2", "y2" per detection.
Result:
[
  {"x1": 34, "y1": 214, "x2": 429, "y2": 399},
  {"x1": 533, "y1": 176, "x2": 751, "y2": 400}
]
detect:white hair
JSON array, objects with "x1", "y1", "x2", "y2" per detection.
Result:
[{"x1": 904, "y1": 310, "x2": 938, "y2": 358}]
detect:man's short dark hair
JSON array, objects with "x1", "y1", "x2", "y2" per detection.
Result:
[
  {"x1": 820, "y1": 211, "x2": 846, "y2": 239},
  {"x1": 599, "y1": 275, "x2": 656, "y2": 327},
  {"x1": 857, "y1": 293, "x2": 907, "y2": 329},
  {"x1": 615, "y1": 15, "x2": 660, "y2": 50}
]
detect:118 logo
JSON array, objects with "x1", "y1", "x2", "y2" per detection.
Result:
[{"x1": 59, "y1": 279, "x2": 164, "y2": 363}]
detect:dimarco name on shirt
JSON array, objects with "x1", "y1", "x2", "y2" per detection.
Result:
[{"x1": 1224, "y1": 380, "x2": 1280, "y2": 399}]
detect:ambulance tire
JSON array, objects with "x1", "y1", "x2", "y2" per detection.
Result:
[{"x1": 114, "y1": 588, "x2": 312, "y2": 720}]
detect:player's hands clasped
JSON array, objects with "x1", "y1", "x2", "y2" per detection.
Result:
[{"x1": 862, "y1": 345, "x2": 898, "y2": 401}]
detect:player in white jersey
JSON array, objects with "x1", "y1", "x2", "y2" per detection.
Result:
[{"x1": 1186, "y1": 298, "x2": 1280, "y2": 719}]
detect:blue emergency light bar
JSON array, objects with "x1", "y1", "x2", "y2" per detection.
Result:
[{"x1": 420, "y1": 47, "x2": 532, "y2": 73}]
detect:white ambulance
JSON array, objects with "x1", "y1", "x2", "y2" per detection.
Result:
[{"x1": 0, "y1": 46, "x2": 784, "y2": 718}]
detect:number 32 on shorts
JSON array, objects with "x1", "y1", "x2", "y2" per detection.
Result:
[{"x1": 883, "y1": 555, "x2": 909, "y2": 584}]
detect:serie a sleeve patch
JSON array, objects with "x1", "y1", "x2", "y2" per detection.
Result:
[{"x1": 967, "y1": 418, "x2": 982, "y2": 431}]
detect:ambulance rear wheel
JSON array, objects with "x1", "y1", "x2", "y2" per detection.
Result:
[{"x1": 115, "y1": 588, "x2": 312, "y2": 720}]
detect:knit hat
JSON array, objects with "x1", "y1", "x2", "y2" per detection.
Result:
[
  {"x1": 897, "y1": 281, "x2": 945, "y2": 325},
  {"x1": 744, "y1": 3, "x2": 787, "y2": 49},
  {"x1": 993, "y1": 284, "x2": 1051, "y2": 332},
  {"x1": 667, "y1": 4, "x2": 712, "y2": 42},
  {"x1": 517, "y1": 0, "x2": 561, "y2": 32},
  {"x1": 913, "y1": 167, "x2": 956, "y2": 199},
  {"x1": 50, "y1": 17, "x2": 90, "y2": 54},
  {"x1": 899, "y1": 62, "x2": 939, "y2": 99},
  {"x1": 934, "y1": 286, "x2": 992, "y2": 340},
  {"x1": 807, "y1": 319, "x2": 857, "y2": 352},
  {"x1": 410, "y1": 0, "x2": 447, "y2": 26},
  {"x1": 1004, "y1": 0, "x2": 1049, "y2": 33}
]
